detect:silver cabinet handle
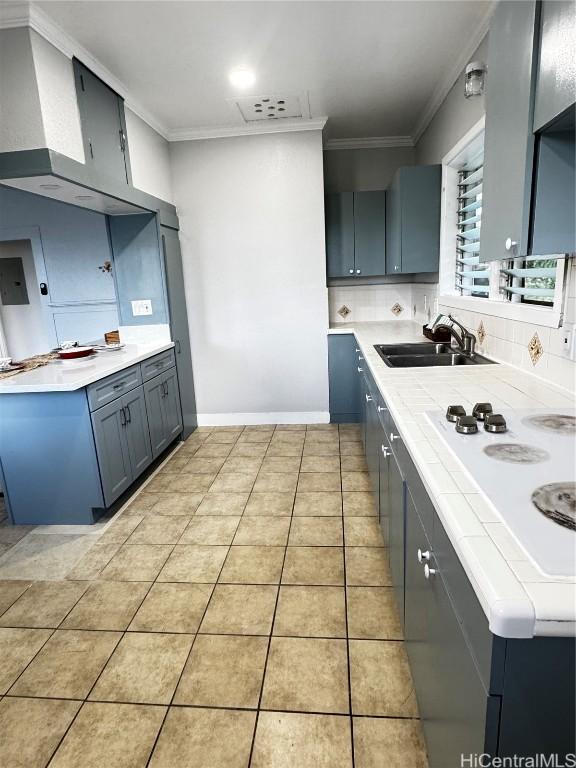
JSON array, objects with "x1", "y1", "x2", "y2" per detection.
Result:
[
  {"x1": 505, "y1": 238, "x2": 518, "y2": 252},
  {"x1": 390, "y1": 432, "x2": 399, "y2": 441},
  {"x1": 394, "y1": 265, "x2": 399, "y2": 271},
  {"x1": 424, "y1": 563, "x2": 436, "y2": 579},
  {"x1": 355, "y1": 348, "x2": 360, "y2": 353},
  {"x1": 349, "y1": 268, "x2": 354, "y2": 274},
  {"x1": 377, "y1": 405, "x2": 386, "y2": 413},
  {"x1": 381, "y1": 445, "x2": 391, "y2": 457},
  {"x1": 112, "y1": 382, "x2": 126, "y2": 390},
  {"x1": 356, "y1": 269, "x2": 361, "y2": 274},
  {"x1": 358, "y1": 356, "x2": 364, "y2": 361},
  {"x1": 365, "y1": 394, "x2": 373, "y2": 402},
  {"x1": 417, "y1": 549, "x2": 430, "y2": 563},
  {"x1": 357, "y1": 366, "x2": 364, "y2": 373}
]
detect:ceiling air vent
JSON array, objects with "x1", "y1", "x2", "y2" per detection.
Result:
[{"x1": 234, "y1": 95, "x2": 302, "y2": 122}]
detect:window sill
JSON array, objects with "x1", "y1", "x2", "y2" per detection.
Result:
[{"x1": 438, "y1": 294, "x2": 563, "y2": 328}]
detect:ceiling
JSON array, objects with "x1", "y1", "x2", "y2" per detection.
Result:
[{"x1": 31, "y1": 0, "x2": 492, "y2": 142}]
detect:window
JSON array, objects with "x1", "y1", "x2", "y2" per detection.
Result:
[
  {"x1": 456, "y1": 152, "x2": 488, "y2": 297},
  {"x1": 501, "y1": 256, "x2": 564, "y2": 306}
]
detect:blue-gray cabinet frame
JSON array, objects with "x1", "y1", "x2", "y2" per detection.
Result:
[
  {"x1": 325, "y1": 192, "x2": 354, "y2": 278},
  {"x1": 73, "y1": 59, "x2": 132, "y2": 186},
  {"x1": 385, "y1": 165, "x2": 441, "y2": 274},
  {"x1": 351, "y1": 351, "x2": 575, "y2": 765},
  {"x1": 144, "y1": 367, "x2": 183, "y2": 460}
]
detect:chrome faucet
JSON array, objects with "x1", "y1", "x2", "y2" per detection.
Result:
[{"x1": 432, "y1": 314, "x2": 477, "y2": 358}]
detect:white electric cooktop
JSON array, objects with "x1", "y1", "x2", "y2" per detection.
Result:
[{"x1": 426, "y1": 409, "x2": 576, "y2": 579}]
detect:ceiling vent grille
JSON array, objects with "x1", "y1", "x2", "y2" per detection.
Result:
[{"x1": 233, "y1": 95, "x2": 302, "y2": 122}]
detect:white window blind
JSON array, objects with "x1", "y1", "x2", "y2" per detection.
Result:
[
  {"x1": 455, "y1": 153, "x2": 489, "y2": 297},
  {"x1": 501, "y1": 255, "x2": 561, "y2": 304}
]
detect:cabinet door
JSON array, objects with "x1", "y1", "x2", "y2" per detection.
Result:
[
  {"x1": 144, "y1": 376, "x2": 169, "y2": 459},
  {"x1": 387, "y1": 446, "x2": 405, "y2": 625},
  {"x1": 481, "y1": 0, "x2": 539, "y2": 262},
  {"x1": 162, "y1": 368, "x2": 184, "y2": 442},
  {"x1": 161, "y1": 227, "x2": 197, "y2": 433},
  {"x1": 353, "y1": 192, "x2": 386, "y2": 276},
  {"x1": 400, "y1": 166, "x2": 441, "y2": 273},
  {"x1": 122, "y1": 388, "x2": 153, "y2": 478},
  {"x1": 325, "y1": 193, "x2": 355, "y2": 278},
  {"x1": 378, "y1": 437, "x2": 391, "y2": 544},
  {"x1": 73, "y1": 59, "x2": 131, "y2": 185},
  {"x1": 365, "y1": 390, "x2": 381, "y2": 500},
  {"x1": 385, "y1": 172, "x2": 402, "y2": 274},
  {"x1": 92, "y1": 399, "x2": 132, "y2": 506},
  {"x1": 423, "y1": 551, "x2": 496, "y2": 767},
  {"x1": 533, "y1": 1, "x2": 576, "y2": 132},
  {"x1": 328, "y1": 334, "x2": 360, "y2": 423}
]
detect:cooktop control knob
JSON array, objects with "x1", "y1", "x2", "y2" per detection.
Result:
[
  {"x1": 446, "y1": 405, "x2": 466, "y2": 423},
  {"x1": 455, "y1": 416, "x2": 479, "y2": 434},
  {"x1": 472, "y1": 402, "x2": 493, "y2": 421},
  {"x1": 484, "y1": 414, "x2": 507, "y2": 433}
]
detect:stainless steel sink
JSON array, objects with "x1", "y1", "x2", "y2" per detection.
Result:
[{"x1": 374, "y1": 343, "x2": 496, "y2": 368}]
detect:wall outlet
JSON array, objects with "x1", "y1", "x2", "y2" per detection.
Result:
[
  {"x1": 131, "y1": 299, "x2": 152, "y2": 316},
  {"x1": 560, "y1": 325, "x2": 576, "y2": 361}
]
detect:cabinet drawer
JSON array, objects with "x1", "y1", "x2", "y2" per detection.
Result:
[
  {"x1": 87, "y1": 365, "x2": 141, "y2": 412},
  {"x1": 141, "y1": 349, "x2": 176, "y2": 382},
  {"x1": 433, "y1": 514, "x2": 505, "y2": 694}
]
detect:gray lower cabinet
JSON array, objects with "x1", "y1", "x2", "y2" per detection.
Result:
[
  {"x1": 144, "y1": 367, "x2": 184, "y2": 460},
  {"x1": 352, "y1": 355, "x2": 575, "y2": 764},
  {"x1": 92, "y1": 386, "x2": 151, "y2": 506},
  {"x1": 328, "y1": 334, "x2": 360, "y2": 423}
]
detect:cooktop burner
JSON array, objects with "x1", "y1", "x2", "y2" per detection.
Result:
[
  {"x1": 532, "y1": 482, "x2": 576, "y2": 532},
  {"x1": 523, "y1": 413, "x2": 576, "y2": 434},
  {"x1": 483, "y1": 443, "x2": 550, "y2": 464}
]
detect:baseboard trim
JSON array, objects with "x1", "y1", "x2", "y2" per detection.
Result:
[{"x1": 196, "y1": 411, "x2": 330, "y2": 426}]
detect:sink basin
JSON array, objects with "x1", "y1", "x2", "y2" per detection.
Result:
[
  {"x1": 374, "y1": 344, "x2": 497, "y2": 368},
  {"x1": 375, "y1": 342, "x2": 451, "y2": 356}
]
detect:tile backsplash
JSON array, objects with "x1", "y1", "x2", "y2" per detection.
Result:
[{"x1": 330, "y1": 267, "x2": 576, "y2": 394}]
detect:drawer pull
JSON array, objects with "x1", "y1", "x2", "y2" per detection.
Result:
[
  {"x1": 365, "y1": 394, "x2": 373, "y2": 403},
  {"x1": 377, "y1": 405, "x2": 385, "y2": 413},
  {"x1": 390, "y1": 432, "x2": 399, "y2": 442},
  {"x1": 381, "y1": 445, "x2": 391, "y2": 457},
  {"x1": 424, "y1": 563, "x2": 436, "y2": 579},
  {"x1": 417, "y1": 549, "x2": 430, "y2": 563},
  {"x1": 112, "y1": 382, "x2": 126, "y2": 390},
  {"x1": 358, "y1": 356, "x2": 364, "y2": 361},
  {"x1": 357, "y1": 366, "x2": 364, "y2": 373},
  {"x1": 120, "y1": 407, "x2": 127, "y2": 427}
]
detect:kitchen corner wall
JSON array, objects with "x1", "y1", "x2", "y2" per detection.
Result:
[{"x1": 169, "y1": 130, "x2": 330, "y2": 424}]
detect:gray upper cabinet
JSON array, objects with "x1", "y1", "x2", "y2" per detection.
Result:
[
  {"x1": 325, "y1": 191, "x2": 386, "y2": 278},
  {"x1": 325, "y1": 192, "x2": 356, "y2": 278},
  {"x1": 353, "y1": 192, "x2": 387, "y2": 276},
  {"x1": 73, "y1": 59, "x2": 132, "y2": 185},
  {"x1": 480, "y1": 1, "x2": 540, "y2": 262},
  {"x1": 533, "y1": 1, "x2": 576, "y2": 131},
  {"x1": 385, "y1": 166, "x2": 441, "y2": 274},
  {"x1": 161, "y1": 226, "x2": 197, "y2": 433}
]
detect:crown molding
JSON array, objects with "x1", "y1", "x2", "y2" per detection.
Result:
[
  {"x1": 323, "y1": 136, "x2": 414, "y2": 151},
  {"x1": 167, "y1": 117, "x2": 328, "y2": 142},
  {"x1": 0, "y1": 1, "x2": 171, "y2": 139},
  {"x1": 411, "y1": 0, "x2": 495, "y2": 145}
]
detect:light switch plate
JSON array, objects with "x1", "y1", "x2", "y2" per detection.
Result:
[{"x1": 131, "y1": 299, "x2": 152, "y2": 316}]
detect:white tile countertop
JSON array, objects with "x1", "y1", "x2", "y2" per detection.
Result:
[
  {"x1": 0, "y1": 342, "x2": 175, "y2": 393},
  {"x1": 329, "y1": 321, "x2": 576, "y2": 638}
]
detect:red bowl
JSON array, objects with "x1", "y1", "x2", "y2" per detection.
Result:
[{"x1": 58, "y1": 346, "x2": 95, "y2": 360}]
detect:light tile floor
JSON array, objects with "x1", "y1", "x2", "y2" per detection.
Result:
[{"x1": 0, "y1": 424, "x2": 428, "y2": 767}]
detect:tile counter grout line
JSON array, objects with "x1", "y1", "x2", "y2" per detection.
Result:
[{"x1": 246, "y1": 439, "x2": 301, "y2": 767}]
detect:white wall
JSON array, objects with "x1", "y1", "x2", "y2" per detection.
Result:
[
  {"x1": 0, "y1": 28, "x2": 45, "y2": 154},
  {"x1": 125, "y1": 108, "x2": 173, "y2": 203},
  {"x1": 170, "y1": 130, "x2": 330, "y2": 424},
  {"x1": 29, "y1": 30, "x2": 85, "y2": 164},
  {"x1": 0, "y1": 240, "x2": 50, "y2": 359},
  {"x1": 323, "y1": 146, "x2": 415, "y2": 192}
]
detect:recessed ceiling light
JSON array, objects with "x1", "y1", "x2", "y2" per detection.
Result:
[{"x1": 229, "y1": 68, "x2": 255, "y2": 89}]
